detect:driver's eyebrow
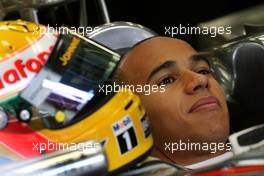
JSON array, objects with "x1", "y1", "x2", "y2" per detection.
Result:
[
  {"x1": 190, "y1": 54, "x2": 210, "y2": 67},
  {"x1": 147, "y1": 60, "x2": 176, "y2": 82}
]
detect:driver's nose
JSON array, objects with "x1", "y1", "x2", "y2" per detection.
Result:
[{"x1": 183, "y1": 71, "x2": 209, "y2": 95}]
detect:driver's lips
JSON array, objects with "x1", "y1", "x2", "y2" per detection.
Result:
[{"x1": 188, "y1": 96, "x2": 220, "y2": 113}]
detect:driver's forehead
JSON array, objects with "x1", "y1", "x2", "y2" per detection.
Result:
[{"x1": 120, "y1": 37, "x2": 197, "y2": 83}]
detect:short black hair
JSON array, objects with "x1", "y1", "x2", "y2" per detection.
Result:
[{"x1": 113, "y1": 36, "x2": 159, "y2": 82}]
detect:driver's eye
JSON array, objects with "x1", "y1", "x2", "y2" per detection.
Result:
[
  {"x1": 197, "y1": 69, "x2": 211, "y2": 75},
  {"x1": 158, "y1": 76, "x2": 176, "y2": 86}
]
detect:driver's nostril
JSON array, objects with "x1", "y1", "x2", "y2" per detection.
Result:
[
  {"x1": 193, "y1": 85, "x2": 202, "y2": 91},
  {"x1": 193, "y1": 83, "x2": 208, "y2": 92}
]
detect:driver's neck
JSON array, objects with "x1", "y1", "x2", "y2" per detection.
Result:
[{"x1": 151, "y1": 146, "x2": 227, "y2": 166}]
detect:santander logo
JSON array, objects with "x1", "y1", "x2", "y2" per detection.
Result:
[{"x1": 0, "y1": 33, "x2": 58, "y2": 100}]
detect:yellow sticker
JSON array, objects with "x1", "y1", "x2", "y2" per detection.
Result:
[
  {"x1": 59, "y1": 37, "x2": 80, "y2": 66},
  {"x1": 55, "y1": 111, "x2": 65, "y2": 123}
]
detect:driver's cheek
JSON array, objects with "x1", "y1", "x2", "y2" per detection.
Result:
[{"x1": 209, "y1": 78, "x2": 226, "y2": 103}]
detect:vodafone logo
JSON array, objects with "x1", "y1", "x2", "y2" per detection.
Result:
[
  {"x1": 0, "y1": 33, "x2": 58, "y2": 99},
  {"x1": 0, "y1": 50, "x2": 51, "y2": 85}
]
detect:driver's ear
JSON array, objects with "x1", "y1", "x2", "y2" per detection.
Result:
[{"x1": 112, "y1": 67, "x2": 126, "y2": 84}]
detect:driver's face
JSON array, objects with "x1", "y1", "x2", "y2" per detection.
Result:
[{"x1": 119, "y1": 37, "x2": 229, "y2": 148}]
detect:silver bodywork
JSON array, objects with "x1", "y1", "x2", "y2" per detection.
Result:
[
  {"x1": 89, "y1": 22, "x2": 157, "y2": 51},
  {"x1": 0, "y1": 141, "x2": 108, "y2": 176}
]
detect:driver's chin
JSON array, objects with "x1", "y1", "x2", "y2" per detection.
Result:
[
  {"x1": 187, "y1": 113, "x2": 228, "y2": 140},
  {"x1": 201, "y1": 122, "x2": 228, "y2": 142},
  {"x1": 190, "y1": 128, "x2": 228, "y2": 144}
]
